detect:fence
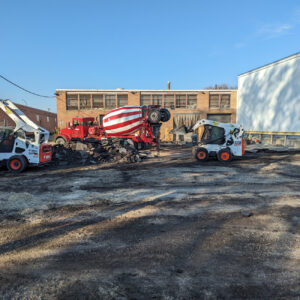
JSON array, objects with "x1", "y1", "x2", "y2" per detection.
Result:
[{"x1": 246, "y1": 131, "x2": 300, "y2": 148}]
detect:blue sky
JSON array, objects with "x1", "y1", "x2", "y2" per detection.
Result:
[{"x1": 0, "y1": 0, "x2": 299, "y2": 112}]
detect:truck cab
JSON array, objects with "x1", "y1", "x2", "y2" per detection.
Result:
[{"x1": 56, "y1": 117, "x2": 95, "y2": 144}]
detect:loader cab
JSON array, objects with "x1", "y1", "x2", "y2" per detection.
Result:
[
  {"x1": 0, "y1": 127, "x2": 15, "y2": 153},
  {"x1": 200, "y1": 125, "x2": 225, "y2": 145}
]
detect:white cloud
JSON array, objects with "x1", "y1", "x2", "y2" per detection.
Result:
[
  {"x1": 257, "y1": 23, "x2": 293, "y2": 39},
  {"x1": 234, "y1": 7, "x2": 300, "y2": 50}
]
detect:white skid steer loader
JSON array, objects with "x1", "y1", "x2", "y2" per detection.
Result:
[
  {"x1": 171, "y1": 119, "x2": 245, "y2": 162},
  {"x1": 0, "y1": 100, "x2": 52, "y2": 172}
]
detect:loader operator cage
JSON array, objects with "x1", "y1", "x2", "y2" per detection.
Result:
[
  {"x1": 0, "y1": 127, "x2": 15, "y2": 153},
  {"x1": 200, "y1": 125, "x2": 225, "y2": 145}
]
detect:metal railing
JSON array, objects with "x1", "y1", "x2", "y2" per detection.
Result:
[{"x1": 246, "y1": 131, "x2": 300, "y2": 147}]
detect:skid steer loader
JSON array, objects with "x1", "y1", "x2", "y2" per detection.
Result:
[
  {"x1": 0, "y1": 100, "x2": 52, "y2": 172},
  {"x1": 171, "y1": 119, "x2": 245, "y2": 162}
]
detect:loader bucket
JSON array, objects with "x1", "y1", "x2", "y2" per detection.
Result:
[{"x1": 169, "y1": 125, "x2": 189, "y2": 135}]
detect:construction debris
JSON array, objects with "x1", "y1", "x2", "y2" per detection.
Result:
[{"x1": 52, "y1": 139, "x2": 147, "y2": 166}]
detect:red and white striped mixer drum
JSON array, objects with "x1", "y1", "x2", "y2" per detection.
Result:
[{"x1": 103, "y1": 106, "x2": 144, "y2": 136}]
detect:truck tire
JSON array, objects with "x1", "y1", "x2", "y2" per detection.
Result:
[
  {"x1": 160, "y1": 108, "x2": 171, "y2": 122},
  {"x1": 148, "y1": 109, "x2": 161, "y2": 124},
  {"x1": 195, "y1": 147, "x2": 208, "y2": 162},
  {"x1": 7, "y1": 155, "x2": 27, "y2": 173},
  {"x1": 217, "y1": 148, "x2": 232, "y2": 162},
  {"x1": 56, "y1": 137, "x2": 66, "y2": 146}
]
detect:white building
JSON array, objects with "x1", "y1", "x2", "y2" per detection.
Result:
[{"x1": 237, "y1": 52, "x2": 300, "y2": 132}]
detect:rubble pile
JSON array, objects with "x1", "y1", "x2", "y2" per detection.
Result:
[{"x1": 52, "y1": 139, "x2": 146, "y2": 166}]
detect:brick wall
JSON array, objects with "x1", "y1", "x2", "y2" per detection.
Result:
[
  {"x1": 0, "y1": 102, "x2": 57, "y2": 133},
  {"x1": 56, "y1": 90, "x2": 237, "y2": 141}
]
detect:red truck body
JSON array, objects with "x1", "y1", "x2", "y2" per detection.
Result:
[{"x1": 56, "y1": 105, "x2": 170, "y2": 146}]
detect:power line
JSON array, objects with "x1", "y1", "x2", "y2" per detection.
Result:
[{"x1": 0, "y1": 74, "x2": 56, "y2": 98}]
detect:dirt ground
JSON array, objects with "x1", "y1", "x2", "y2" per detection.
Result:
[{"x1": 0, "y1": 145, "x2": 299, "y2": 299}]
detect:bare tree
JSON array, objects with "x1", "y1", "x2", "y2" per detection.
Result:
[{"x1": 205, "y1": 84, "x2": 237, "y2": 90}]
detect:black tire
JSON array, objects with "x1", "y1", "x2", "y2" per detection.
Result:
[
  {"x1": 195, "y1": 147, "x2": 208, "y2": 162},
  {"x1": 139, "y1": 142, "x2": 146, "y2": 150},
  {"x1": 148, "y1": 109, "x2": 161, "y2": 123},
  {"x1": 56, "y1": 137, "x2": 66, "y2": 146},
  {"x1": 160, "y1": 108, "x2": 171, "y2": 122},
  {"x1": 217, "y1": 148, "x2": 232, "y2": 162},
  {"x1": 7, "y1": 155, "x2": 27, "y2": 173}
]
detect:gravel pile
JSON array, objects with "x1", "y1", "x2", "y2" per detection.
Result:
[{"x1": 52, "y1": 139, "x2": 146, "y2": 166}]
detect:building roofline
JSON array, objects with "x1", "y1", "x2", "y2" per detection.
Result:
[
  {"x1": 56, "y1": 89, "x2": 237, "y2": 92},
  {"x1": 14, "y1": 102, "x2": 57, "y2": 116},
  {"x1": 238, "y1": 51, "x2": 300, "y2": 77}
]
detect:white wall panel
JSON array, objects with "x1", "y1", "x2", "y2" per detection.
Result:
[{"x1": 237, "y1": 54, "x2": 300, "y2": 132}]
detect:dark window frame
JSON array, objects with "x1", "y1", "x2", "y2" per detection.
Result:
[
  {"x1": 187, "y1": 94, "x2": 197, "y2": 109},
  {"x1": 140, "y1": 94, "x2": 151, "y2": 106},
  {"x1": 209, "y1": 94, "x2": 231, "y2": 109},
  {"x1": 79, "y1": 94, "x2": 91, "y2": 110},
  {"x1": 92, "y1": 94, "x2": 104, "y2": 109},
  {"x1": 105, "y1": 94, "x2": 117, "y2": 109},
  {"x1": 164, "y1": 94, "x2": 175, "y2": 110},
  {"x1": 176, "y1": 94, "x2": 187, "y2": 108},
  {"x1": 117, "y1": 94, "x2": 128, "y2": 107},
  {"x1": 66, "y1": 94, "x2": 79, "y2": 110}
]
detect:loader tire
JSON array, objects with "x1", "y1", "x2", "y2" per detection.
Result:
[
  {"x1": 195, "y1": 147, "x2": 208, "y2": 162},
  {"x1": 160, "y1": 108, "x2": 171, "y2": 122},
  {"x1": 217, "y1": 148, "x2": 232, "y2": 162},
  {"x1": 148, "y1": 109, "x2": 161, "y2": 124},
  {"x1": 7, "y1": 155, "x2": 27, "y2": 173}
]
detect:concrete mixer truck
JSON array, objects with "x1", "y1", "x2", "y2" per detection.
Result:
[{"x1": 56, "y1": 105, "x2": 170, "y2": 149}]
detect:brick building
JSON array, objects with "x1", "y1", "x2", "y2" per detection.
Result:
[
  {"x1": 56, "y1": 89, "x2": 237, "y2": 141},
  {"x1": 0, "y1": 102, "x2": 57, "y2": 133}
]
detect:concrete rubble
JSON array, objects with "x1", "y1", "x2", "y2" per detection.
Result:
[{"x1": 52, "y1": 138, "x2": 147, "y2": 166}]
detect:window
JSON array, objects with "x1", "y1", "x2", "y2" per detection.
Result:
[
  {"x1": 80, "y1": 94, "x2": 91, "y2": 109},
  {"x1": 66, "y1": 94, "x2": 78, "y2": 110},
  {"x1": 47, "y1": 116, "x2": 49, "y2": 122},
  {"x1": 140, "y1": 94, "x2": 151, "y2": 106},
  {"x1": 209, "y1": 94, "x2": 231, "y2": 109},
  {"x1": 176, "y1": 95, "x2": 186, "y2": 108},
  {"x1": 92, "y1": 94, "x2": 104, "y2": 108},
  {"x1": 117, "y1": 94, "x2": 128, "y2": 107},
  {"x1": 220, "y1": 95, "x2": 230, "y2": 109},
  {"x1": 105, "y1": 94, "x2": 116, "y2": 109},
  {"x1": 209, "y1": 95, "x2": 220, "y2": 109},
  {"x1": 36, "y1": 115, "x2": 40, "y2": 122},
  {"x1": 187, "y1": 95, "x2": 197, "y2": 109},
  {"x1": 152, "y1": 95, "x2": 162, "y2": 106},
  {"x1": 164, "y1": 95, "x2": 175, "y2": 109}
]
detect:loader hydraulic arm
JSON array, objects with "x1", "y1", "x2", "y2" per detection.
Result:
[{"x1": 0, "y1": 99, "x2": 50, "y2": 142}]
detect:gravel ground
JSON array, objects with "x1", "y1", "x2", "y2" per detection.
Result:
[{"x1": 0, "y1": 145, "x2": 299, "y2": 299}]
